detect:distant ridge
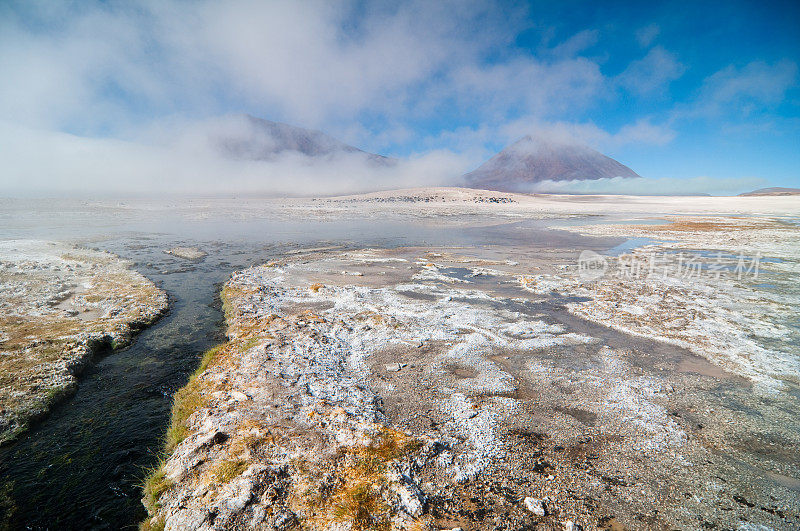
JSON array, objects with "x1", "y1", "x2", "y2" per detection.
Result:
[
  {"x1": 209, "y1": 114, "x2": 393, "y2": 165},
  {"x1": 738, "y1": 187, "x2": 800, "y2": 196},
  {"x1": 464, "y1": 135, "x2": 640, "y2": 192}
]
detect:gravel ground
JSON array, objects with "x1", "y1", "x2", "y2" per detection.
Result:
[{"x1": 145, "y1": 233, "x2": 799, "y2": 530}]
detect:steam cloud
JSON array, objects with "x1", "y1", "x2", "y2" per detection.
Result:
[
  {"x1": 527, "y1": 176, "x2": 767, "y2": 196},
  {"x1": 0, "y1": 1, "x2": 794, "y2": 196}
]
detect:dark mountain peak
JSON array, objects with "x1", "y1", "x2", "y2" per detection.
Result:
[
  {"x1": 209, "y1": 114, "x2": 392, "y2": 165},
  {"x1": 464, "y1": 135, "x2": 640, "y2": 192}
]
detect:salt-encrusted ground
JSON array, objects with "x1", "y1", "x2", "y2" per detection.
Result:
[
  {"x1": 550, "y1": 216, "x2": 800, "y2": 392},
  {"x1": 0, "y1": 240, "x2": 168, "y2": 444},
  {"x1": 145, "y1": 225, "x2": 800, "y2": 530}
]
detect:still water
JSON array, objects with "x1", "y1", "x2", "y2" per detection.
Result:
[{"x1": 0, "y1": 198, "x2": 613, "y2": 529}]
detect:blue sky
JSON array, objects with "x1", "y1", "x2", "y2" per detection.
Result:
[{"x1": 0, "y1": 0, "x2": 798, "y2": 193}]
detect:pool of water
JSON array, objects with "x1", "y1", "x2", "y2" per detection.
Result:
[{"x1": 0, "y1": 199, "x2": 614, "y2": 529}]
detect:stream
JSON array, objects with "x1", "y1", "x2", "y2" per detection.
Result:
[{"x1": 0, "y1": 199, "x2": 617, "y2": 529}]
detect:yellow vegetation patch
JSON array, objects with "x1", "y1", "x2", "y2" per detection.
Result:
[
  {"x1": 220, "y1": 285, "x2": 256, "y2": 322},
  {"x1": 210, "y1": 459, "x2": 248, "y2": 484},
  {"x1": 227, "y1": 419, "x2": 274, "y2": 457},
  {"x1": 297, "y1": 427, "x2": 423, "y2": 530},
  {"x1": 0, "y1": 315, "x2": 82, "y2": 350},
  {"x1": 332, "y1": 482, "x2": 390, "y2": 530},
  {"x1": 649, "y1": 219, "x2": 770, "y2": 232},
  {"x1": 139, "y1": 516, "x2": 165, "y2": 531}
]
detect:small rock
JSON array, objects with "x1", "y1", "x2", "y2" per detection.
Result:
[
  {"x1": 524, "y1": 496, "x2": 546, "y2": 517},
  {"x1": 388, "y1": 468, "x2": 427, "y2": 517},
  {"x1": 164, "y1": 246, "x2": 207, "y2": 261},
  {"x1": 273, "y1": 510, "x2": 297, "y2": 530},
  {"x1": 250, "y1": 505, "x2": 266, "y2": 525},
  {"x1": 197, "y1": 429, "x2": 228, "y2": 447},
  {"x1": 385, "y1": 363, "x2": 406, "y2": 372},
  {"x1": 564, "y1": 521, "x2": 583, "y2": 531},
  {"x1": 230, "y1": 390, "x2": 249, "y2": 401},
  {"x1": 225, "y1": 476, "x2": 254, "y2": 511}
]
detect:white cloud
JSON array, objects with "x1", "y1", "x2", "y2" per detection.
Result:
[
  {"x1": 448, "y1": 56, "x2": 604, "y2": 119},
  {"x1": 0, "y1": 121, "x2": 468, "y2": 196},
  {"x1": 497, "y1": 117, "x2": 675, "y2": 150},
  {"x1": 0, "y1": 0, "x2": 612, "y2": 135},
  {"x1": 635, "y1": 24, "x2": 660, "y2": 47},
  {"x1": 692, "y1": 60, "x2": 798, "y2": 117},
  {"x1": 548, "y1": 29, "x2": 600, "y2": 58},
  {"x1": 0, "y1": 0, "x2": 528, "y2": 133},
  {"x1": 612, "y1": 119, "x2": 676, "y2": 146},
  {"x1": 0, "y1": 1, "x2": 787, "y2": 196},
  {"x1": 617, "y1": 46, "x2": 685, "y2": 96},
  {"x1": 0, "y1": 0, "x2": 639, "y2": 195}
]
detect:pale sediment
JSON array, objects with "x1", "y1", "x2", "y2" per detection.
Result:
[
  {"x1": 145, "y1": 235, "x2": 799, "y2": 529},
  {"x1": 0, "y1": 240, "x2": 168, "y2": 445},
  {"x1": 547, "y1": 215, "x2": 800, "y2": 392}
]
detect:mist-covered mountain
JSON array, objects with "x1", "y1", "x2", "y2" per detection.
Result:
[
  {"x1": 205, "y1": 114, "x2": 393, "y2": 165},
  {"x1": 463, "y1": 135, "x2": 640, "y2": 192},
  {"x1": 738, "y1": 187, "x2": 800, "y2": 196}
]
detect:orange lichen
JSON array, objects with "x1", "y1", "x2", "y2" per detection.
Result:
[{"x1": 295, "y1": 426, "x2": 425, "y2": 530}]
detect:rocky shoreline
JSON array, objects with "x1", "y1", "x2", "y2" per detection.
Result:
[
  {"x1": 143, "y1": 230, "x2": 799, "y2": 529},
  {"x1": 0, "y1": 240, "x2": 169, "y2": 445}
]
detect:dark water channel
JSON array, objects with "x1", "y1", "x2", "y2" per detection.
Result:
[
  {"x1": 0, "y1": 198, "x2": 619, "y2": 529},
  {"x1": 0, "y1": 201, "x2": 619, "y2": 530}
]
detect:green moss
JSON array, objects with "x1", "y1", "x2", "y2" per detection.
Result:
[
  {"x1": 220, "y1": 286, "x2": 238, "y2": 322},
  {"x1": 0, "y1": 481, "x2": 17, "y2": 531},
  {"x1": 164, "y1": 343, "x2": 225, "y2": 452},
  {"x1": 164, "y1": 381, "x2": 203, "y2": 452},
  {"x1": 195, "y1": 343, "x2": 225, "y2": 377}
]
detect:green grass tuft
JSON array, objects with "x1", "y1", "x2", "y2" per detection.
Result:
[
  {"x1": 141, "y1": 460, "x2": 172, "y2": 513},
  {"x1": 164, "y1": 343, "x2": 225, "y2": 452},
  {"x1": 139, "y1": 341, "x2": 227, "y2": 528},
  {"x1": 332, "y1": 482, "x2": 390, "y2": 530},
  {"x1": 139, "y1": 516, "x2": 166, "y2": 531}
]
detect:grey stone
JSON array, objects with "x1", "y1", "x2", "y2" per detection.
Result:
[{"x1": 524, "y1": 496, "x2": 546, "y2": 517}]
